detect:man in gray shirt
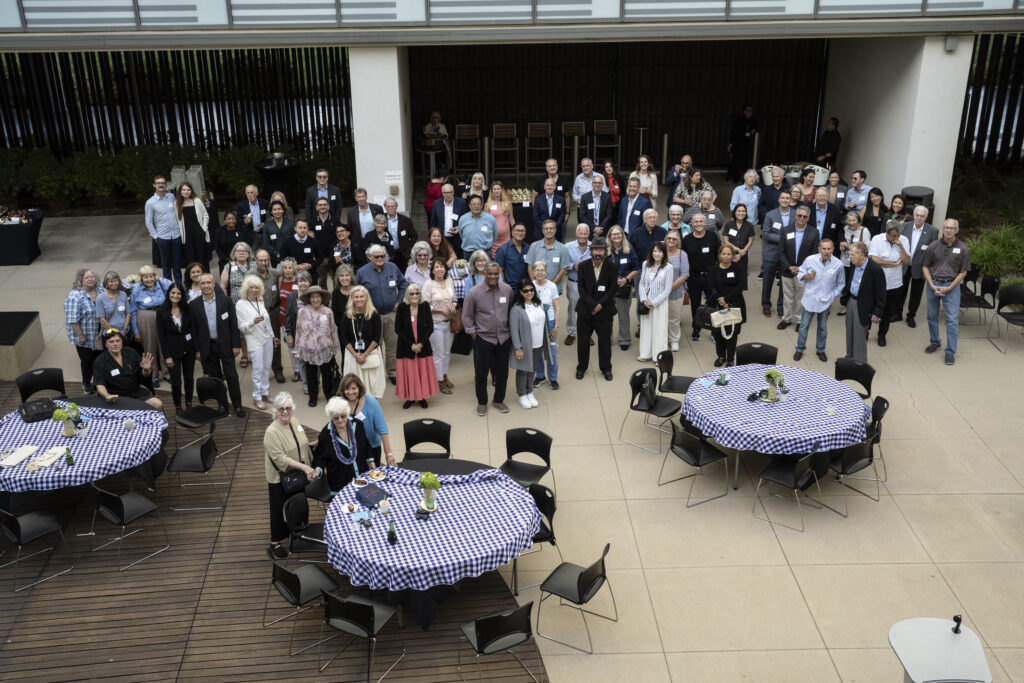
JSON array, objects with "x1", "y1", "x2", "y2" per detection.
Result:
[{"x1": 463, "y1": 263, "x2": 513, "y2": 417}]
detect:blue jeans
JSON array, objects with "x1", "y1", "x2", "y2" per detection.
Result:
[
  {"x1": 536, "y1": 339, "x2": 558, "y2": 381},
  {"x1": 156, "y1": 237, "x2": 183, "y2": 283},
  {"x1": 795, "y1": 309, "x2": 829, "y2": 353},
  {"x1": 926, "y1": 281, "x2": 961, "y2": 354},
  {"x1": 760, "y1": 256, "x2": 784, "y2": 311}
]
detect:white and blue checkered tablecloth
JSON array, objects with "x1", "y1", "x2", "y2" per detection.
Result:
[
  {"x1": 682, "y1": 364, "x2": 871, "y2": 455},
  {"x1": 0, "y1": 402, "x2": 167, "y2": 492},
  {"x1": 325, "y1": 466, "x2": 541, "y2": 592}
]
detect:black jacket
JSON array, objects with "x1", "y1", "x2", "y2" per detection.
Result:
[
  {"x1": 279, "y1": 235, "x2": 324, "y2": 272},
  {"x1": 809, "y1": 204, "x2": 843, "y2": 245},
  {"x1": 576, "y1": 259, "x2": 619, "y2": 321},
  {"x1": 841, "y1": 259, "x2": 887, "y2": 327},
  {"x1": 576, "y1": 191, "x2": 615, "y2": 233},
  {"x1": 187, "y1": 292, "x2": 240, "y2": 358},
  {"x1": 304, "y1": 183, "x2": 341, "y2": 222},
  {"x1": 780, "y1": 226, "x2": 821, "y2": 277},
  {"x1": 155, "y1": 305, "x2": 194, "y2": 359},
  {"x1": 312, "y1": 420, "x2": 374, "y2": 491},
  {"x1": 395, "y1": 301, "x2": 434, "y2": 359},
  {"x1": 339, "y1": 312, "x2": 382, "y2": 352},
  {"x1": 345, "y1": 203, "x2": 384, "y2": 238}
]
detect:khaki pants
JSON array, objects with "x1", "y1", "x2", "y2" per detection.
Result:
[
  {"x1": 667, "y1": 297, "x2": 686, "y2": 344},
  {"x1": 380, "y1": 310, "x2": 398, "y2": 378},
  {"x1": 781, "y1": 276, "x2": 805, "y2": 324}
]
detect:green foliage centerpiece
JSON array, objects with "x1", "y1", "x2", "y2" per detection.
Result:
[
  {"x1": 419, "y1": 471, "x2": 441, "y2": 512},
  {"x1": 52, "y1": 405, "x2": 78, "y2": 437},
  {"x1": 764, "y1": 369, "x2": 785, "y2": 403}
]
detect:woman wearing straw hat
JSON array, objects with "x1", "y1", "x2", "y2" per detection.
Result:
[{"x1": 294, "y1": 285, "x2": 340, "y2": 407}]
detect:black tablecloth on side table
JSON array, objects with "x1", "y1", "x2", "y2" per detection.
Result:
[{"x1": 0, "y1": 210, "x2": 43, "y2": 266}]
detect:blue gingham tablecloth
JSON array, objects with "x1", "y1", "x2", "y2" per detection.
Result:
[
  {"x1": 0, "y1": 401, "x2": 167, "y2": 492},
  {"x1": 325, "y1": 466, "x2": 541, "y2": 592},
  {"x1": 682, "y1": 364, "x2": 871, "y2": 455}
]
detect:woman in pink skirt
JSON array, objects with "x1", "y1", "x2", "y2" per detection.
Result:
[{"x1": 395, "y1": 283, "x2": 438, "y2": 409}]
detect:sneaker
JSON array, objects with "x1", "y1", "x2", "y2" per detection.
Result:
[
  {"x1": 550, "y1": 380, "x2": 559, "y2": 390},
  {"x1": 670, "y1": 342, "x2": 679, "y2": 351},
  {"x1": 945, "y1": 351, "x2": 955, "y2": 365},
  {"x1": 925, "y1": 342, "x2": 941, "y2": 354},
  {"x1": 152, "y1": 378, "x2": 160, "y2": 389},
  {"x1": 636, "y1": 356, "x2": 651, "y2": 362},
  {"x1": 690, "y1": 332, "x2": 701, "y2": 342},
  {"x1": 756, "y1": 273, "x2": 764, "y2": 281},
  {"x1": 527, "y1": 393, "x2": 539, "y2": 407},
  {"x1": 476, "y1": 404, "x2": 487, "y2": 417},
  {"x1": 534, "y1": 377, "x2": 547, "y2": 388},
  {"x1": 518, "y1": 396, "x2": 533, "y2": 409},
  {"x1": 492, "y1": 402, "x2": 510, "y2": 413}
]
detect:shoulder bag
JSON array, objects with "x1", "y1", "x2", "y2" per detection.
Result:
[
  {"x1": 710, "y1": 307, "x2": 744, "y2": 339},
  {"x1": 269, "y1": 424, "x2": 309, "y2": 494}
]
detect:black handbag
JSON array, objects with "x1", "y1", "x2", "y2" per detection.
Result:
[
  {"x1": 636, "y1": 299, "x2": 650, "y2": 316},
  {"x1": 18, "y1": 398, "x2": 55, "y2": 423},
  {"x1": 694, "y1": 305, "x2": 716, "y2": 331}
]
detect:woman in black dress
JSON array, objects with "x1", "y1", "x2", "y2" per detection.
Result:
[
  {"x1": 175, "y1": 182, "x2": 210, "y2": 271},
  {"x1": 156, "y1": 282, "x2": 195, "y2": 413},
  {"x1": 708, "y1": 244, "x2": 747, "y2": 367},
  {"x1": 860, "y1": 187, "x2": 887, "y2": 238},
  {"x1": 722, "y1": 204, "x2": 755, "y2": 289},
  {"x1": 313, "y1": 396, "x2": 375, "y2": 493},
  {"x1": 92, "y1": 329, "x2": 163, "y2": 410}
]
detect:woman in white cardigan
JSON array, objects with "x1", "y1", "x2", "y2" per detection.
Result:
[
  {"x1": 175, "y1": 181, "x2": 210, "y2": 271},
  {"x1": 236, "y1": 274, "x2": 277, "y2": 409},
  {"x1": 637, "y1": 241, "x2": 674, "y2": 362}
]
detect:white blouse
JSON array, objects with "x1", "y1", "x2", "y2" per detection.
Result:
[{"x1": 235, "y1": 299, "x2": 274, "y2": 346}]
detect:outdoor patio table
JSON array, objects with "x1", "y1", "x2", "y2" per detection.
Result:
[
  {"x1": 324, "y1": 465, "x2": 540, "y2": 628},
  {"x1": 682, "y1": 364, "x2": 871, "y2": 489},
  {"x1": 0, "y1": 400, "x2": 167, "y2": 493}
]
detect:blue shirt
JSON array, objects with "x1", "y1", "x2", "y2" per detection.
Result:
[
  {"x1": 816, "y1": 206, "x2": 829, "y2": 232},
  {"x1": 144, "y1": 192, "x2": 179, "y2": 240},
  {"x1": 730, "y1": 185, "x2": 761, "y2": 225},
  {"x1": 64, "y1": 288, "x2": 99, "y2": 347},
  {"x1": 355, "y1": 206, "x2": 375, "y2": 238},
  {"x1": 354, "y1": 394, "x2": 389, "y2": 448},
  {"x1": 458, "y1": 211, "x2": 498, "y2": 254},
  {"x1": 566, "y1": 241, "x2": 591, "y2": 282},
  {"x1": 850, "y1": 264, "x2": 865, "y2": 296},
  {"x1": 793, "y1": 227, "x2": 808, "y2": 262},
  {"x1": 610, "y1": 247, "x2": 640, "y2": 279},
  {"x1": 386, "y1": 216, "x2": 401, "y2": 246},
  {"x1": 845, "y1": 184, "x2": 873, "y2": 213},
  {"x1": 572, "y1": 172, "x2": 606, "y2": 203},
  {"x1": 202, "y1": 296, "x2": 219, "y2": 339},
  {"x1": 356, "y1": 262, "x2": 407, "y2": 312},
  {"x1": 96, "y1": 290, "x2": 130, "y2": 333},
  {"x1": 495, "y1": 239, "x2": 531, "y2": 287},
  {"x1": 248, "y1": 201, "x2": 264, "y2": 232},
  {"x1": 128, "y1": 280, "x2": 172, "y2": 334}
]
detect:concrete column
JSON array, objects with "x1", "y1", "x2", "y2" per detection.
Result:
[
  {"x1": 822, "y1": 34, "x2": 972, "y2": 222},
  {"x1": 348, "y1": 46, "x2": 413, "y2": 213}
]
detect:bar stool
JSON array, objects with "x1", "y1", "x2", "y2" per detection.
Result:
[
  {"x1": 525, "y1": 123, "x2": 552, "y2": 176},
  {"x1": 453, "y1": 124, "x2": 481, "y2": 177},
  {"x1": 592, "y1": 119, "x2": 620, "y2": 168},
  {"x1": 561, "y1": 121, "x2": 587, "y2": 171},
  {"x1": 491, "y1": 123, "x2": 520, "y2": 183}
]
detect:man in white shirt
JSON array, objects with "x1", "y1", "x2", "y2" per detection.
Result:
[
  {"x1": 868, "y1": 221, "x2": 910, "y2": 346},
  {"x1": 572, "y1": 158, "x2": 605, "y2": 208},
  {"x1": 793, "y1": 239, "x2": 846, "y2": 362}
]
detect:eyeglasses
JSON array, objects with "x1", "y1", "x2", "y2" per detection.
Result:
[
  {"x1": 316, "y1": 174, "x2": 328, "y2": 179},
  {"x1": 276, "y1": 406, "x2": 292, "y2": 413},
  {"x1": 409, "y1": 292, "x2": 421, "y2": 296},
  {"x1": 372, "y1": 254, "x2": 386, "y2": 259}
]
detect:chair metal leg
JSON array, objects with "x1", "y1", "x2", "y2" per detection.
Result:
[
  {"x1": 4, "y1": 530, "x2": 74, "y2": 592},
  {"x1": 988, "y1": 315, "x2": 1011, "y2": 354},
  {"x1": 686, "y1": 459, "x2": 729, "y2": 508},
  {"x1": 170, "y1": 470, "x2": 226, "y2": 511},
  {"x1": 513, "y1": 541, "x2": 562, "y2": 594},
  {"x1": 262, "y1": 585, "x2": 319, "y2": 628},
  {"x1": 287, "y1": 600, "x2": 340, "y2": 656},
  {"x1": 804, "y1": 473, "x2": 849, "y2": 519},
  {"x1": 117, "y1": 510, "x2": 171, "y2": 571},
  {"x1": 836, "y1": 461, "x2": 882, "y2": 503},
  {"x1": 618, "y1": 412, "x2": 663, "y2": 454},
  {"x1": 536, "y1": 578, "x2": 617, "y2": 654},
  {"x1": 753, "y1": 478, "x2": 806, "y2": 532}
]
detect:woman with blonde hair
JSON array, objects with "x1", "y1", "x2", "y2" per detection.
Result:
[
  {"x1": 175, "y1": 181, "x2": 210, "y2": 271},
  {"x1": 236, "y1": 274, "x2": 277, "y2": 409},
  {"x1": 340, "y1": 285, "x2": 386, "y2": 398},
  {"x1": 129, "y1": 264, "x2": 173, "y2": 386},
  {"x1": 487, "y1": 180, "x2": 514, "y2": 259},
  {"x1": 607, "y1": 225, "x2": 640, "y2": 350},
  {"x1": 395, "y1": 283, "x2": 437, "y2": 409},
  {"x1": 462, "y1": 171, "x2": 489, "y2": 203}
]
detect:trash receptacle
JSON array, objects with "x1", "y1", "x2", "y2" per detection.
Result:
[
  {"x1": 889, "y1": 616, "x2": 991, "y2": 683},
  {"x1": 255, "y1": 154, "x2": 300, "y2": 202},
  {"x1": 902, "y1": 186, "x2": 935, "y2": 223}
]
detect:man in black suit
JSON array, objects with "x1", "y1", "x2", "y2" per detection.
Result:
[
  {"x1": 896, "y1": 204, "x2": 939, "y2": 327},
  {"x1": 235, "y1": 185, "x2": 269, "y2": 249},
  {"x1": 189, "y1": 273, "x2": 245, "y2": 417},
  {"x1": 778, "y1": 206, "x2": 820, "y2": 330},
  {"x1": 575, "y1": 237, "x2": 618, "y2": 382},
  {"x1": 532, "y1": 177, "x2": 568, "y2": 242},
  {"x1": 840, "y1": 242, "x2": 886, "y2": 362},
  {"x1": 382, "y1": 196, "x2": 419, "y2": 259},
  {"x1": 809, "y1": 187, "x2": 843, "y2": 245},
  {"x1": 303, "y1": 168, "x2": 341, "y2": 221},
  {"x1": 577, "y1": 175, "x2": 614, "y2": 237},
  {"x1": 345, "y1": 187, "x2": 384, "y2": 241}
]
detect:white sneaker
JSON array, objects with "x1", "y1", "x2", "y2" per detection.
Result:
[
  {"x1": 527, "y1": 393, "x2": 539, "y2": 407},
  {"x1": 519, "y1": 396, "x2": 532, "y2": 410},
  {"x1": 670, "y1": 342, "x2": 679, "y2": 351}
]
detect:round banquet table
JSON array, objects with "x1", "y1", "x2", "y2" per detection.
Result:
[
  {"x1": 399, "y1": 458, "x2": 490, "y2": 476},
  {"x1": 325, "y1": 466, "x2": 540, "y2": 628},
  {"x1": 0, "y1": 400, "x2": 167, "y2": 493},
  {"x1": 682, "y1": 364, "x2": 871, "y2": 478},
  {"x1": 68, "y1": 394, "x2": 154, "y2": 411}
]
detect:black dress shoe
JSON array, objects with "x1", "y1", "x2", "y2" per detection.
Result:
[
  {"x1": 389, "y1": 376, "x2": 397, "y2": 385},
  {"x1": 877, "y1": 336, "x2": 886, "y2": 347},
  {"x1": 793, "y1": 351, "x2": 803, "y2": 361},
  {"x1": 777, "y1": 321, "x2": 790, "y2": 330},
  {"x1": 419, "y1": 400, "x2": 428, "y2": 409},
  {"x1": 906, "y1": 316, "x2": 916, "y2": 328},
  {"x1": 308, "y1": 397, "x2": 317, "y2": 407},
  {"x1": 817, "y1": 351, "x2": 828, "y2": 362},
  {"x1": 602, "y1": 370, "x2": 613, "y2": 381},
  {"x1": 234, "y1": 406, "x2": 247, "y2": 417},
  {"x1": 576, "y1": 369, "x2": 585, "y2": 380},
  {"x1": 274, "y1": 370, "x2": 286, "y2": 383},
  {"x1": 714, "y1": 357, "x2": 726, "y2": 367},
  {"x1": 402, "y1": 400, "x2": 413, "y2": 409},
  {"x1": 620, "y1": 345, "x2": 629, "y2": 351}
]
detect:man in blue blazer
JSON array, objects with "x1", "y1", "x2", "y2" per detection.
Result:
[
  {"x1": 429, "y1": 183, "x2": 469, "y2": 253},
  {"x1": 617, "y1": 177, "x2": 651, "y2": 236},
  {"x1": 840, "y1": 242, "x2": 886, "y2": 362},
  {"x1": 532, "y1": 177, "x2": 568, "y2": 242}
]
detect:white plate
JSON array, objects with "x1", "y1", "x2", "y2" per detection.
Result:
[
  {"x1": 352, "y1": 478, "x2": 369, "y2": 488},
  {"x1": 366, "y1": 470, "x2": 386, "y2": 482}
]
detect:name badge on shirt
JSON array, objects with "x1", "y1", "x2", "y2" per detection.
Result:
[
  {"x1": 499, "y1": 297, "x2": 507, "y2": 304},
  {"x1": 143, "y1": 296, "x2": 152, "y2": 304},
  {"x1": 319, "y1": 314, "x2": 327, "y2": 322},
  {"x1": 491, "y1": 204, "x2": 497, "y2": 211},
  {"x1": 920, "y1": 244, "x2": 928, "y2": 251},
  {"x1": 952, "y1": 248, "x2": 961, "y2": 254},
  {"x1": 303, "y1": 247, "x2": 311, "y2": 253},
  {"x1": 260, "y1": 209, "x2": 267, "y2": 215},
  {"x1": 388, "y1": 280, "x2": 396, "y2": 287},
  {"x1": 330, "y1": 194, "x2": 336, "y2": 200},
  {"x1": 633, "y1": 210, "x2": 641, "y2": 216},
  {"x1": 773, "y1": 222, "x2": 781, "y2": 229},
  {"x1": 270, "y1": 234, "x2": 277, "y2": 240},
  {"x1": 521, "y1": 202, "x2": 529, "y2": 208},
  {"x1": 726, "y1": 272, "x2": 735, "y2": 278},
  {"x1": 837, "y1": 192, "x2": 845, "y2": 198},
  {"x1": 355, "y1": 411, "x2": 366, "y2": 421},
  {"x1": 701, "y1": 247, "x2": 710, "y2": 253},
  {"x1": 619, "y1": 257, "x2": 628, "y2": 264},
  {"x1": 598, "y1": 285, "x2": 606, "y2": 292},
  {"x1": 221, "y1": 312, "x2": 229, "y2": 320},
  {"x1": 354, "y1": 340, "x2": 366, "y2": 351},
  {"x1": 185, "y1": 333, "x2": 192, "y2": 341},
  {"x1": 110, "y1": 368, "x2": 120, "y2": 377},
  {"x1": 271, "y1": 285, "x2": 278, "y2": 292},
  {"x1": 552, "y1": 257, "x2": 560, "y2": 263},
  {"x1": 555, "y1": 203, "x2": 562, "y2": 209},
  {"x1": 314, "y1": 225, "x2": 321, "y2": 231},
  {"x1": 587, "y1": 203, "x2": 595, "y2": 209},
  {"x1": 400, "y1": 230, "x2": 407, "y2": 236},
  {"x1": 786, "y1": 232, "x2": 796, "y2": 240},
  {"x1": 481, "y1": 226, "x2": 488, "y2": 232},
  {"x1": 729, "y1": 229, "x2": 738, "y2": 236},
  {"x1": 557, "y1": 185, "x2": 563, "y2": 191},
  {"x1": 296, "y1": 424, "x2": 304, "y2": 432},
  {"x1": 232, "y1": 265, "x2": 239, "y2": 271},
  {"x1": 831, "y1": 223, "x2": 836, "y2": 230},
  {"x1": 118, "y1": 305, "x2": 125, "y2": 311}
]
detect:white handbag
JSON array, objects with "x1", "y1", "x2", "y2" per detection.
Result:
[{"x1": 710, "y1": 308, "x2": 743, "y2": 339}]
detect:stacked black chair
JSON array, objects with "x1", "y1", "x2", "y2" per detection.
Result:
[
  {"x1": 457, "y1": 602, "x2": 539, "y2": 682},
  {"x1": 536, "y1": 543, "x2": 618, "y2": 654}
]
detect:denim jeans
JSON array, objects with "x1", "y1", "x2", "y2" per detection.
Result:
[
  {"x1": 795, "y1": 309, "x2": 829, "y2": 353},
  {"x1": 926, "y1": 281, "x2": 961, "y2": 354},
  {"x1": 535, "y1": 339, "x2": 558, "y2": 381},
  {"x1": 156, "y1": 237, "x2": 183, "y2": 283}
]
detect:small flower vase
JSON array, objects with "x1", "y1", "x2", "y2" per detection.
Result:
[
  {"x1": 61, "y1": 419, "x2": 78, "y2": 438},
  {"x1": 766, "y1": 384, "x2": 778, "y2": 402},
  {"x1": 423, "y1": 488, "x2": 437, "y2": 511}
]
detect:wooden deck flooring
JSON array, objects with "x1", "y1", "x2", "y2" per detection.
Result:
[{"x1": 0, "y1": 382, "x2": 546, "y2": 682}]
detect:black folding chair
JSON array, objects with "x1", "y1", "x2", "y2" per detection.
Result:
[
  {"x1": 511, "y1": 484, "x2": 562, "y2": 596},
  {"x1": 261, "y1": 558, "x2": 339, "y2": 656},
  {"x1": 283, "y1": 493, "x2": 328, "y2": 563},
  {"x1": 167, "y1": 434, "x2": 231, "y2": 511},
  {"x1": 0, "y1": 507, "x2": 74, "y2": 592},
  {"x1": 829, "y1": 438, "x2": 881, "y2": 510},
  {"x1": 16, "y1": 367, "x2": 66, "y2": 402},
  {"x1": 317, "y1": 590, "x2": 407, "y2": 679},
  {"x1": 88, "y1": 482, "x2": 169, "y2": 571},
  {"x1": 536, "y1": 543, "x2": 618, "y2": 654},
  {"x1": 735, "y1": 342, "x2": 778, "y2": 366},
  {"x1": 834, "y1": 358, "x2": 875, "y2": 400},
  {"x1": 457, "y1": 602, "x2": 539, "y2": 682},
  {"x1": 752, "y1": 442, "x2": 843, "y2": 532},
  {"x1": 618, "y1": 369, "x2": 681, "y2": 453},
  {"x1": 655, "y1": 350, "x2": 696, "y2": 397},
  {"x1": 500, "y1": 428, "x2": 554, "y2": 492},
  {"x1": 659, "y1": 423, "x2": 729, "y2": 507},
  {"x1": 865, "y1": 396, "x2": 890, "y2": 482},
  {"x1": 402, "y1": 418, "x2": 451, "y2": 461},
  {"x1": 988, "y1": 285, "x2": 1024, "y2": 353}
]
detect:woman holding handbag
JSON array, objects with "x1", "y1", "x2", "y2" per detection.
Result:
[
  {"x1": 421, "y1": 258, "x2": 456, "y2": 394},
  {"x1": 708, "y1": 243, "x2": 746, "y2": 367},
  {"x1": 340, "y1": 286, "x2": 386, "y2": 398},
  {"x1": 264, "y1": 391, "x2": 320, "y2": 559},
  {"x1": 395, "y1": 284, "x2": 437, "y2": 409},
  {"x1": 636, "y1": 242, "x2": 674, "y2": 362}
]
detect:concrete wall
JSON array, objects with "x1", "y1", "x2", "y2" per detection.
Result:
[
  {"x1": 823, "y1": 34, "x2": 972, "y2": 222},
  {"x1": 348, "y1": 46, "x2": 414, "y2": 214}
]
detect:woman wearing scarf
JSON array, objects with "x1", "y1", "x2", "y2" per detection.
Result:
[{"x1": 313, "y1": 397, "x2": 374, "y2": 493}]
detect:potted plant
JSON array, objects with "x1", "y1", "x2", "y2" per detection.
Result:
[
  {"x1": 419, "y1": 471, "x2": 441, "y2": 511},
  {"x1": 52, "y1": 408, "x2": 77, "y2": 437},
  {"x1": 765, "y1": 369, "x2": 785, "y2": 402},
  {"x1": 65, "y1": 402, "x2": 80, "y2": 425}
]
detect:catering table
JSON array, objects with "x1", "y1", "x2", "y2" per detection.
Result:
[
  {"x1": 0, "y1": 209, "x2": 43, "y2": 266},
  {"x1": 0, "y1": 401, "x2": 167, "y2": 493},
  {"x1": 683, "y1": 364, "x2": 871, "y2": 488},
  {"x1": 325, "y1": 466, "x2": 540, "y2": 629},
  {"x1": 399, "y1": 458, "x2": 490, "y2": 476}
]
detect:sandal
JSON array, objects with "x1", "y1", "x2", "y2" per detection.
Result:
[
  {"x1": 439, "y1": 381, "x2": 452, "y2": 395},
  {"x1": 239, "y1": 356, "x2": 249, "y2": 369}
]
